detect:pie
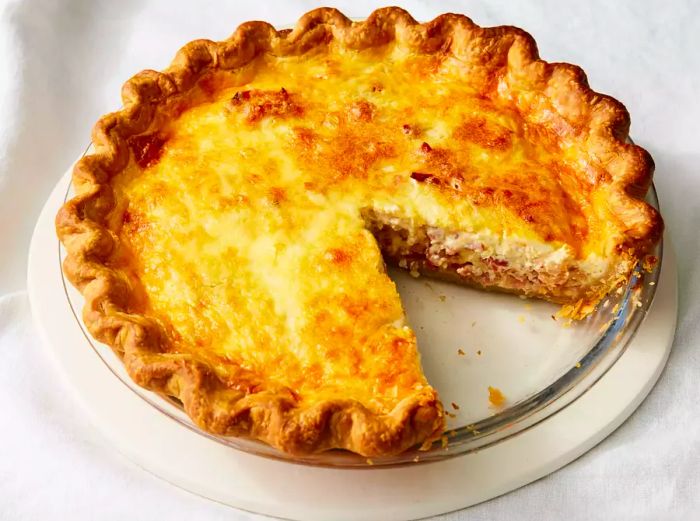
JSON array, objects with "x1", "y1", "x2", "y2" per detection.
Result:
[{"x1": 56, "y1": 7, "x2": 662, "y2": 457}]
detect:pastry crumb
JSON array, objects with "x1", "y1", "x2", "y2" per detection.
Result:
[
  {"x1": 457, "y1": 348, "x2": 465, "y2": 356},
  {"x1": 366, "y1": 458, "x2": 374, "y2": 465},
  {"x1": 575, "y1": 362, "x2": 582, "y2": 368},
  {"x1": 488, "y1": 386, "x2": 506, "y2": 408},
  {"x1": 471, "y1": 321, "x2": 477, "y2": 327},
  {"x1": 451, "y1": 402, "x2": 460, "y2": 410},
  {"x1": 441, "y1": 435, "x2": 449, "y2": 448},
  {"x1": 476, "y1": 349, "x2": 482, "y2": 356},
  {"x1": 439, "y1": 295, "x2": 447, "y2": 302}
]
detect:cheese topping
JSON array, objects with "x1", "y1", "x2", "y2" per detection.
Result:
[{"x1": 112, "y1": 45, "x2": 621, "y2": 412}]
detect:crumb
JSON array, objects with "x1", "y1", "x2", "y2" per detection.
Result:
[
  {"x1": 602, "y1": 299, "x2": 610, "y2": 308},
  {"x1": 409, "y1": 270, "x2": 420, "y2": 278},
  {"x1": 451, "y1": 402, "x2": 460, "y2": 410},
  {"x1": 488, "y1": 386, "x2": 506, "y2": 408},
  {"x1": 457, "y1": 348, "x2": 465, "y2": 356},
  {"x1": 551, "y1": 314, "x2": 557, "y2": 321},
  {"x1": 441, "y1": 435, "x2": 449, "y2": 449},
  {"x1": 449, "y1": 430, "x2": 457, "y2": 437},
  {"x1": 413, "y1": 455, "x2": 420, "y2": 462},
  {"x1": 477, "y1": 350, "x2": 482, "y2": 356},
  {"x1": 366, "y1": 458, "x2": 374, "y2": 465},
  {"x1": 466, "y1": 424, "x2": 481, "y2": 435},
  {"x1": 635, "y1": 300, "x2": 643, "y2": 308},
  {"x1": 445, "y1": 411, "x2": 457, "y2": 418},
  {"x1": 471, "y1": 321, "x2": 477, "y2": 327},
  {"x1": 439, "y1": 295, "x2": 447, "y2": 302},
  {"x1": 649, "y1": 281, "x2": 656, "y2": 286},
  {"x1": 575, "y1": 362, "x2": 582, "y2": 368}
]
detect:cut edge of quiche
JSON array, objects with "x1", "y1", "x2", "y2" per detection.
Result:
[{"x1": 56, "y1": 7, "x2": 662, "y2": 457}]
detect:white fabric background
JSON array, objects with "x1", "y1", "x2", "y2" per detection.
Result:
[{"x1": 1, "y1": 1, "x2": 698, "y2": 519}]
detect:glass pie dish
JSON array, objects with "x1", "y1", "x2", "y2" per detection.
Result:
[{"x1": 58, "y1": 158, "x2": 662, "y2": 469}]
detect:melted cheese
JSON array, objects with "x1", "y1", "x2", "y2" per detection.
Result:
[{"x1": 112, "y1": 45, "x2": 619, "y2": 412}]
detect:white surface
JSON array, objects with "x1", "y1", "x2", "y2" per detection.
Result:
[
  {"x1": 28, "y1": 170, "x2": 677, "y2": 520},
  {"x1": 1, "y1": 0, "x2": 699, "y2": 519}
]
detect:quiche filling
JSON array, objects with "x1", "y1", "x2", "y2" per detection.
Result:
[
  {"x1": 114, "y1": 45, "x2": 628, "y2": 430},
  {"x1": 59, "y1": 9, "x2": 660, "y2": 456},
  {"x1": 115, "y1": 47, "x2": 632, "y2": 373}
]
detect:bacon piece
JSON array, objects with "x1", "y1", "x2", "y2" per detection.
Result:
[
  {"x1": 127, "y1": 134, "x2": 167, "y2": 168},
  {"x1": 410, "y1": 172, "x2": 441, "y2": 186},
  {"x1": 230, "y1": 90, "x2": 251, "y2": 104},
  {"x1": 413, "y1": 141, "x2": 469, "y2": 190},
  {"x1": 229, "y1": 88, "x2": 302, "y2": 123}
]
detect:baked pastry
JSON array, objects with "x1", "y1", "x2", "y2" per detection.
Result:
[{"x1": 56, "y1": 7, "x2": 661, "y2": 457}]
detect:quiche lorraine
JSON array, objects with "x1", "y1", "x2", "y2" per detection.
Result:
[{"x1": 56, "y1": 7, "x2": 662, "y2": 457}]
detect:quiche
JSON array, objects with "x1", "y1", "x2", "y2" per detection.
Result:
[{"x1": 56, "y1": 7, "x2": 662, "y2": 457}]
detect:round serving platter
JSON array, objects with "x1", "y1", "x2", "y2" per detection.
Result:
[{"x1": 28, "y1": 167, "x2": 677, "y2": 520}]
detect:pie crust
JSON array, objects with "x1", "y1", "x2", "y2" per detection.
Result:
[{"x1": 56, "y1": 7, "x2": 662, "y2": 456}]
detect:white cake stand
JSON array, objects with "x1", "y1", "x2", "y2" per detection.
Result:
[{"x1": 28, "y1": 170, "x2": 677, "y2": 521}]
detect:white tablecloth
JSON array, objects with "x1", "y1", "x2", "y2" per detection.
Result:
[{"x1": 1, "y1": 1, "x2": 698, "y2": 519}]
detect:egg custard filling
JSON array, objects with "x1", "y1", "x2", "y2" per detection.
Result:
[{"x1": 57, "y1": 8, "x2": 660, "y2": 456}]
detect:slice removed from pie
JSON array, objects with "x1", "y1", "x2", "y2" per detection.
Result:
[{"x1": 56, "y1": 7, "x2": 661, "y2": 456}]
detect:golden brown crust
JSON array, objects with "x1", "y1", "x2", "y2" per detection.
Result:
[{"x1": 56, "y1": 6, "x2": 660, "y2": 457}]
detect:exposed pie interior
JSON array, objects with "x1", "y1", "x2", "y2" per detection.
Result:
[{"x1": 56, "y1": 8, "x2": 661, "y2": 457}]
